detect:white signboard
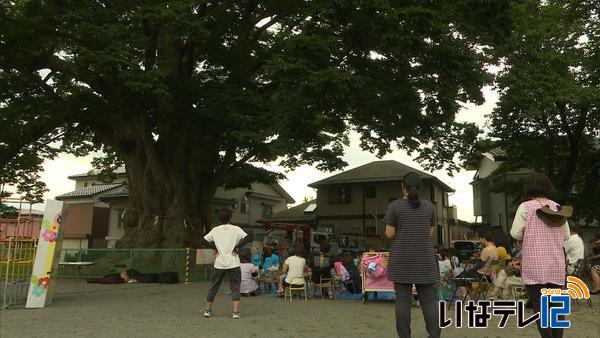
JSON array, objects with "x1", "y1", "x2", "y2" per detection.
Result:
[
  {"x1": 26, "y1": 200, "x2": 63, "y2": 308},
  {"x1": 196, "y1": 249, "x2": 215, "y2": 265}
]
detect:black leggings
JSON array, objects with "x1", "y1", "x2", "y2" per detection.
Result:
[
  {"x1": 394, "y1": 283, "x2": 441, "y2": 338},
  {"x1": 526, "y1": 284, "x2": 564, "y2": 338}
]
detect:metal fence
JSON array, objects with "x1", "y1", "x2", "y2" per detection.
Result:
[
  {"x1": 1, "y1": 238, "x2": 37, "y2": 308},
  {"x1": 58, "y1": 248, "x2": 212, "y2": 282}
]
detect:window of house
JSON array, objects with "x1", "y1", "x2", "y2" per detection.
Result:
[
  {"x1": 429, "y1": 184, "x2": 436, "y2": 202},
  {"x1": 437, "y1": 225, "x2": 444, "y2": 245},
  {"x1": 262, "y1": 204, "x2": 273, "y2": 217},
  {"x1": 84, "y1": 182, "x2": 89, "y2": 187},
  {"x1": 240, "y1": 200, "x2": 247, "y2": 214},
  {"x1": 328, "y1": 185, "x2": 351, "y2": 204},
  {"x1": 442, "y1": 193, "x2": 448, "y2": 207},
  {"x1": 365, "y1": 186, "x2": 376, "y2": 199}
]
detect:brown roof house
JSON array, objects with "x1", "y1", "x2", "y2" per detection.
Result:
[
  {"x1": 307, "y1": 160, "x2": 457, "y2": 247},
  {"x1": 57, "y1": 168, "x2": 295, "y2": 248},
  {"x1": 263, "y1": 160, "x2": 457, "y2": 248},
  {"x1": 56, "y1": 169, "x2": 128, "y2": 250}
]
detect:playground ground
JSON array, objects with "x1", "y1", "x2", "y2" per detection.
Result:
[{"x1": 1, "y1": 279, "x2": 599, "y2": 338}]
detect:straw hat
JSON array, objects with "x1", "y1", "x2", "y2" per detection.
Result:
[{"x1": 536, "y1": 205, "x2": 573, "y2": 227}]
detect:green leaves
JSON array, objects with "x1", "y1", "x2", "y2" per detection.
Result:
[
  {"x1": 482, "y1": 0, "x2": 599, "y2": 223},
  {"x1": 1, "y1": 0, "x2": 511, "y2": 204}
]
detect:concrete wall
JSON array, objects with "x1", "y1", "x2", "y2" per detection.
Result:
[
  {"x1": 61, "y1": 203, "x2": 94, "y2": 239},
  {"x1": 478, "y1": 172, "x2": 529, "y2": 232},
  {"x1": 62, "y1": 238, "x2": 89, "y2": 251},
  {"x1": 106, "y1": 201, "x2": 127, "y2": 248}
]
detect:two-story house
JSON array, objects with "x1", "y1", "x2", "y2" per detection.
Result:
[
  {"x1": 57, "y1": 168, "x2": 294, "y2": 248},
  {"x1": 307, "y1": 160, "x2": 457, "y2": 247},
  {"x1": 469, "y1": 149, "x2": 529, "y2": 233}
]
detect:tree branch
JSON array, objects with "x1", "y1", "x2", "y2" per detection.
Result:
[{"x1": 555, "y1": 101, "x2": 573, "y2": 141}]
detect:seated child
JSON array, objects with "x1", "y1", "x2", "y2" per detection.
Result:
[
  {"x1": 438, "y1": 249, "x2": 453, "y2": 281},
  {"x1": 239, "y1": 249, "x2": 259, "y2": 296}
]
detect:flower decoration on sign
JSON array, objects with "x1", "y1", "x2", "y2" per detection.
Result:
[
  {"x1": 32, "y1": 285, "x2": 45, "y2": 297},
  {"x1": 41, "y1": 219, "x2": 52, "y2": 230},
  {"x1": 38, "y1": 277, "x2": 50, "y2": 288},
  {"x1": 42, "y1": 229, "x2": 57, "y2": 242}
]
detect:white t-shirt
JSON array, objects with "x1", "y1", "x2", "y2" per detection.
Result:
[
  {"x1": 564, "y1": 234, "x2": 585, "y2": 268},
  {"x1": 204, "y1": 224, "x2": 247, "y2": 269},
  {"x1": 284, "y1": 255, "x2": 306, "y2": 285}
]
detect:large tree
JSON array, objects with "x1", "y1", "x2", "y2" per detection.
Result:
[
  {"x1": 479, "y1": 0, "x2": 599, "y2": 223},
  {"x1": 0, "y1": 1, "x2": 510, "y2": 247}
]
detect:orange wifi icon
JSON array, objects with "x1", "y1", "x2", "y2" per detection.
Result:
[{"x1": 563, "y1": 276, "x2": 590, "y2": 299}]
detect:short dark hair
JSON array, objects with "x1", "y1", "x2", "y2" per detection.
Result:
[
  {"x1": 218, "y1": 208, "x2": 233, "y2": 224},
  {"x1": 239, "y1": 248, "x2": 252, "y2": 263},
  {"x1": 478, "y1": 229, "x2": 494, "y2": 242},
  {"x1": 292, "y1": 246, "x2": 305, "y2": 258},
  {"x1": 523, "y1": 173, "x2": 557, "y2": 200},
  {"x1": 319, "y1": 240, "x2": 331, "y2": 253}
]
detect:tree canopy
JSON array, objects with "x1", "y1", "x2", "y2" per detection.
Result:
[
  {"x1": 477, "y1": 0, "x2": 599, "y2": 223},
  {"x1": 0, "y1": 1, "x2": 511, "y2": 246}
]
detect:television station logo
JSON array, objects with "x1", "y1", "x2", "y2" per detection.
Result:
[{"x1": 439, "y1": 276, "x2": 591, "y2": 329}]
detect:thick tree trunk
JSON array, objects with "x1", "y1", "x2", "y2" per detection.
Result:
[
  {"x1": 560, "y1": 140, "x2": 580, "y2": 201},
  {"x1": 118, "y1": 159, "x2": 217, "y2": 248},
  {"x1": 108, "y1": 116, "x2": 222, "y2": 248}
]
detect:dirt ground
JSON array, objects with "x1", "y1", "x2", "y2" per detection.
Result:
[{"x1": 1, "y1": 279, "x2": 598, "y2": 338}]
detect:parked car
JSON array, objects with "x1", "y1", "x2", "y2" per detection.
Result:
[{"x1": 452, "y1": 240, "x2": 480, "y2": 262}]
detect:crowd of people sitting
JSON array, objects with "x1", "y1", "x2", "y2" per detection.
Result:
[
  {"x1": 237, "y1": 225, "x2": 600, "y2": 302},
  {"x1": 434, "y1": 226, "x2": 599, "y2": 302},
  {"x1": 236, "y1": 239, "x2": 363, "y2": 299}
]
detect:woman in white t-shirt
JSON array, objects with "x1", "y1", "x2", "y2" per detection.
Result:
[{"x1": 277, "y1": 247, "x2": 306, "y2": 295}]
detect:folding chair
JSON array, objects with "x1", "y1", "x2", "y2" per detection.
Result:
[
  {"x1": 284, "y1": 277, "x2": 307, "y2": 302},
  {"x1": 471, "y1": 259, "x2": 499, "y2": 300},
  {"x1": 312, "y1": 276, "x2": 335, "y2": 300},
  {"x1": 448, "y1": 258, "x2": 498, "y2": 308},
  {"x1": 343, "y1": 278, "x2": 356, "y2": 293}
]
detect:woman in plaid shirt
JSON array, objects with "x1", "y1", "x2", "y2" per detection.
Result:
[{"x1": 510, "y1": 173, "x2": 570, "y2": 338}]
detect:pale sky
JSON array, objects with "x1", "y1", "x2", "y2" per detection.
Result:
[{"x1": 23, "y1": 86, "x2": 498, "y2": 222}]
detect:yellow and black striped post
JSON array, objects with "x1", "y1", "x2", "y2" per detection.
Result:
[{"x1": 184, "y1": 248, "x2": 191, "y2": 284}]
